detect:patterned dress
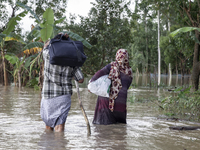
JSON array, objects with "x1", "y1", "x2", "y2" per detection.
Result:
[{"x1": 91, "y1": 64, "x2": 132, "y2": 125}]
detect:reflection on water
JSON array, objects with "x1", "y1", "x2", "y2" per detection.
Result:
[
  {"x1": 132, "y1": 74, "x2": 191, "y2": 88},
  {"x1": 38, "y1": 132, "x2": 68, "y2": 150},
  {"x1": 92, "y1": 124, "x2": 128, "y2": 149},
  {"x1": 0, "y1": 80, "x2": 200, "y2": 150}
]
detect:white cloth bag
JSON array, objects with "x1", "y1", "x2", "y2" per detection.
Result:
[{"x1": 88, "y1": 75, "x2": 111, "y2": 98}]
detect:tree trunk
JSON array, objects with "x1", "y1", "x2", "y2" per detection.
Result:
[
  {"x1": 14, "y1": 75, "x2": 16, "y2": 86},
  {"x1": 39, "y1": 61, "x2": 44, "y2": 91},
  {"x1": 1, "y1": 51, "x2": 8, "y2": 86},
  {"x1": 136, "y1": 68, "x2": 139, "y2": 85},
  {"x1": 168, "y1": 11, "x2": 172, "y2": 87},
  {"x1": 191, "y1": 30, "x2": 200, "y2": 90},
  {"x1": 157, "y1": 10, "x2": 161, "y2": 86},
  {"x1": 168, "y1": 63, "x2": 172, "y2": 86},
  {"x1": 0, "y1": 62, "x2": 3, "y2": 84},
  {"x1": 193, "y1": 30, "x2": 199, "y2": 64},
  {"x1": 181, "y1": 62, "x2": 185, "y2": 87},
  {"x1": 136, "y1": 68, "x2": 139, "y2": 76},
  {"x1": 192, "y1": 62, "x2": 200, "y2": 90},
  {"x1": 144, "y1": 7, "x2": 150, "y2": 74},
  {"x1": 18, "y1": 70, "x2": 21, "y2": 88},
  {"x1": 175, "y1": 60, "x2": 178, "y2": 87}
]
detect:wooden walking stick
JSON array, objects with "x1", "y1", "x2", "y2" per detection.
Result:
[{"x1": 74, "y1": 80, "x2": 91, "y2": 135}]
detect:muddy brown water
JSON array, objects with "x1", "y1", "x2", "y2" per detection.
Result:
[{"x1": 0, "y1": 75, "x2": 200, "y2": 150}]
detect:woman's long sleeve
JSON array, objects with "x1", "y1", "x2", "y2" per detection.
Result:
[{"x1": 90, "y1": 64, "x2": 111, "y2": 82}]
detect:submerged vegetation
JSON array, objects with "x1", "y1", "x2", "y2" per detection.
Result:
[
  {"x1": 128, "y1": 85, "x2": 200, "y2": 122},
  {"x1": 160, "y1": 87, "x2": 200, "y2": 122}
]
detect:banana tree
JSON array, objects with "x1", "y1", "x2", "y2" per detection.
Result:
[
  {"x1": 13, "y1": 2, "x2": 92, "y2": 88},
  {"x1": 4, "y1": 54, "x2": 29, "y2": 87},
  {"x1": 170, "y1": 27, "x2": 200, "y2": 43},
  {"x1": 17, "y1": 2, "x2": 92, "y2": 79},
  {"x1": 17, "y1": 2, "x2": 92, "y2": 47},
  {"x1": 0, "y1": 11, "x2": 27, "y2": 86},
  {"x1": 170, "y1": 27, "x2": 200, "y2": 90},
  {"x1": 4, "y1": 53, "x2": 36, "y2": 88}
]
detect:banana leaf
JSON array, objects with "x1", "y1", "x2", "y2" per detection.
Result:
[
  {"x1": 170, "y1": 27, "x2": 200, "y2": 37},
  {"x1": 26, "y1": 26, "x2": 42, "y2": 41},
  {"x1": 5, "y1": 32, "x2": 26, "y2": 44},
  {"x1": 40, "y1": 8, "x2": 54, "y2": 42},
  {"x1": 16, "y1": 2, "x2": 41, "y2": 23},
  {"x1": 23, "y1": 42, "x2": 44, "y2": 50},
  {"x1": 29, "y1": 53, "x2": 42, "y2": 78},
  {"x1": 4, "y1": 54, "x2": 19, "y2": 65},
  {"x1": 54, "y1": 17, "x2": 66, "y2": 25},
  {"x1": 3, "y1": 11, "x2": 27, "y2": 35},
  {"x1": 63, "y1": 31, "x2": 92, "y2": 49}
]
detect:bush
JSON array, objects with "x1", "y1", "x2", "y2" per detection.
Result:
[{"x1": 160, "y1": 86, "x2": 200, "y2": 121}]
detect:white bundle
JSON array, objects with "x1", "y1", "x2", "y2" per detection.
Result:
[{"x1": 88, "y1": 75, "x2": 111, "y2": 98}]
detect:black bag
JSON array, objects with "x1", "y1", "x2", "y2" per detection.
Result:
[{"x1": 48, "y1": 34, "x2": 86, "y2": 67}]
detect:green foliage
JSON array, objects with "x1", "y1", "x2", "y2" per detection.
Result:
[
  {"x1": 68, "y1": 0, "x2": 133, "y2": 75},
  {"x1": 164, "y1": 112, "x2": 175, "y2": 117},
  {"x1": 6, "y1": 32, "x2": 26, "y2": 44},
  {"x1": 170, "y1": 27, "x2": 200, "y2": 44},
  {"x1": 4, "y1": 54, "x2": 18, "y2": 65},
  {"x1": 23, "y1": 42, "x2": 44, "y2": 50},
  {"x1": 4, "y1": 54, "x2": 27, "y2": 85},
  {"x1": 0, "y1": 0, "x2": 199, "y2": 92},
  {"x1": 29, "y1": 53, "x2": 42, "y2": 78},
  {"x1": 26, "y1": 25, "x2": 41, "y2": 42},
  {"x1": 128, "y1": 95, "x2": 136, "y2": 103},
  {"x1": 160, "y1": 25, "x2": 194, "y2": 74},
  {"x1": 3, "y1": 11, "x2": 27, "y2": 35},
  {"x1": 26, "y1": 77, "x2": 40, "y2": 90},
  {"x1": 16, "y1": 2, "x2": 41, "y2": 23},
  {"x1": 15, "y1": 0, "x2": 68, "y2": 26},
  {"x1": 0, "y1": 12, "x2": 27, "y2": 54},
  {"x1": 170, "y1": 27, "x2": 200, "y2": 37},
  {"x1": 40, "y1": 8, "x2": 54, "y2": 42},
  {"x1": 0, "y1": 33, "x2": 6, "y2": 42},
  {"x1": 160, "y1": 87, "x2": 200, "y2": 121},
  {"x1": 63, "y1": 31, "x2": 92, "y2": 49},
  {"x1": 33, "y1": 0, "x2": 67, "y2": 20}
]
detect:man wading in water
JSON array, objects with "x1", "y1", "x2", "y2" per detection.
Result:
[{"x1": 40, "y1": 33, "x2": 84, "y2": 132}]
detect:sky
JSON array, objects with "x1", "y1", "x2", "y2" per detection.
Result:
[
  {"x1": 20, "y1": 0, "x2": 95, "y2": 34},
  {"x1": 67, "y1": 0, "x2": 95, "y2": 19},
  {"x1": 19, "y1": 0, "x2": 135, "y2": 34}
]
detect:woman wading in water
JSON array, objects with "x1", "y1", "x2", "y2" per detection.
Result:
[{"x1": 90, "y1": 49, "x2": 133, "y2": 125}]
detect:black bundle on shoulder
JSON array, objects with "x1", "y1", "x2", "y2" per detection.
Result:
[{"x1": 48, "y1": 34, "x2": 86, "y2": 67}]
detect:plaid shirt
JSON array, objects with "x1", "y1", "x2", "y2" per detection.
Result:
[{"x1": 42, "y1": 48, "x2": 84, "y2": 99}]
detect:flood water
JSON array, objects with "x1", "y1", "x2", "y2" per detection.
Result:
[{"x1": 0, "y1": 75, "x2": 200, "y2": 150}]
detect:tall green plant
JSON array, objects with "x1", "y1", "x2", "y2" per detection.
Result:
[
  {"x1": 170, "y1": 27, "x2": 200, "y2": 44},
  {"x1": 40, "y1": 8, "x2": 54, "y2": 42},
  {"x1": 0, "y1": 11, "x2": 27, "y2": 86},
  {"x1": 16, "y1": 2, "x2": 92, "y2": 87},
  {"x1": 170, "y1": 26, "x2": 200, "y2": 90},
  {"x1": 17, "y1": 2, "x2": 92, "y2": 48},
  {"x1": 4, "y1": 54, "x2": 30, "y2": 87}
]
